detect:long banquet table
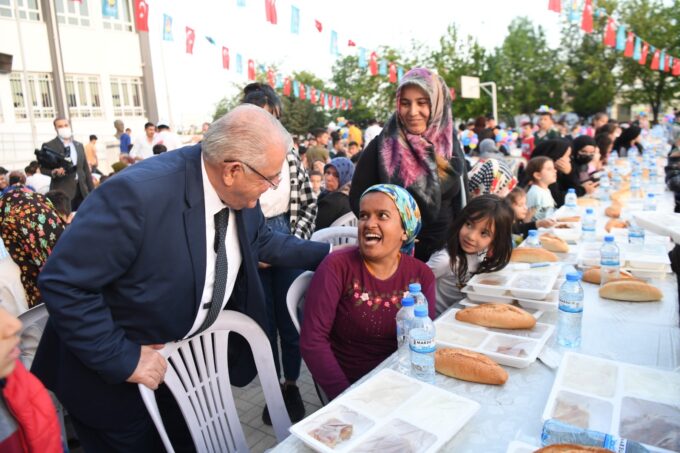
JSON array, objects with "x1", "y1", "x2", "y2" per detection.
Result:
[{"x1": 272, "y1": 186, "x2": 680, "y2": 453}]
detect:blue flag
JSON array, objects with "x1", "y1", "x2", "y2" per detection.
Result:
[
  {"x1": 237, "y1": 0, "x2": 245, "y2": 6},
  {"x1": 569, "y1": 0, "x2": 580, "y2": 22},
  {"x1": 162, "y1": 14, "x2": 173, "y2": 41},
  {"x1": 291, "y1": 6, "x2": 299, "y2": 34},
  {"x1": 358, "y1": 48, "x2": 367, "y2": 68},
  {"x1": 379, "y1": 59, "x2": 387, "y2": 76},
  {"x1": 615, "y1": 24, "x2": 626, "y2": 51},
  {"x1": 102, "y1": 0, "x2": 119, "y2": 19},
  {"x1": 293, "y1": 80, "x2": 300, "y2": 98},
  {"x1": 236, "y1": 54, "x2": 243, "y2": 73},
  {"x1": 398, "y1": 66, "x2": 404, "y2": 82},
  {"x1": 276, "y1": 74, "x2": 283, "y2": 89},
  {"x1": 633, "y1": 37, "x2": 641, "y2": 60},
  {"x1": 659, "y1": 50, "x2": 666, "y2": 71},
  {"x1": 205, "y1": 36, "x2": 215, "y2": 45},
  {"x1": 330, "y1": 30, "x2": 339, "y2": 56}
]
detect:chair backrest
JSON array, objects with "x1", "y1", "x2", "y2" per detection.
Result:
[
  {"x1": 139, "y1": 311, "x2": 291, "y2": 453},
  {"x1": 18, "y1": 304, "x2": 49, "y2": 370},
  {"x1": 285, "y1": 271, "x2": 314, "y2": 334},
  {"x1": 310, "y1": 225, "x2": 358, "y2": 246},
  {"x1": 330, "y1": 211, "x2": 358, "y2": 227}
]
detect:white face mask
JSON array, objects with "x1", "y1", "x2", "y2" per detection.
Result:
[{"x1": 57, "y1": 127, "x2": 72, "y2": 140}]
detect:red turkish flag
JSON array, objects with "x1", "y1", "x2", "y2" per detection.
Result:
[
  {"x1": 548, "y1": 0, "x2": 561, "y2": 13},
  {"x1": 369, "y1": 52, "x2": 378, "y2": 76},
  {"x1": 673, "y1": 59, "x2": 680, "y2": 76},
  {"x1": 310, "y1": 87, "x2": 317, "y2": 104},
  {"x1": 581, "y1": 0, "x2": 593, "y2": 33},
  {"x1": 247, "y1": 59, "x2": 256, "y2": 80},
  {"x1": 334, "y1": 96, "x2": 339, "y2": 109},
  {"x1": 624, "y1": 32, "x2": 634, "y2": 57},
  {"x1": 639, "y1": 42, "x2": 649, "y2": 65},
  {"x1": 664, "y1": 55, "x2": 670, "y2": 73},
  {"x1": 314, "y1": 20, "x2": 322, "y2": 32},
  {"x1": 299, "y1": 83, "x2": 306, "y2": 100},
  {"x1": 449, "y1": 87, "x2": 457, "y2": 101},
  {"x1": 388, "y1": 62, "x2": 397, "y2": 83},
  {"x1": 283, "y1": 78, "x2": 291, "y2": 96},
  {"x1": 185, "y1": 27, "x2": 195, "y2": 54},
  {"x1": 267, "y1": 68, "x2": 275, "y2": 87},
  {"x1": 603, "y1": 17, "x2": 616, "y2": 47},
  {"x1": 134, "y1": 0, "x2": 148, "y2": 32},
  {"x1": 348, "y1": 40, "x2": 356, "y2": 47},
  {"x1": 348, "y1": 100, "x2": 352, "y2": 110},
  {"x1": 650, "y1": 49, "x2": 660, "y2": 70},
  {"x1": 265, "y1": 0, "x2": 277, "y2": 24},
  {"x1": 221, "y1": 47, "x2": 230, "y2": 69}
]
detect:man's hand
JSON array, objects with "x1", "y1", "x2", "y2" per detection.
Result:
[
  {"x1": 126, "y1": 344, "x2": 167, "y2": 390},
  {"x1": 51, "y1": 168, "x2": 66, "y2": 177}
]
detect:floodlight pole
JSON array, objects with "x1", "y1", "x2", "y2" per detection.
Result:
[{"x1": 480, "y1": 81, "x2": 497, "y2": 123}]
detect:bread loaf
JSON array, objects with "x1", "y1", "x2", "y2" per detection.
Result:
[
  {"x1": 455, "y1": 304, "x2": 536, "y2": 329},
  {"x1": 539, "y1": 233, "x2": 569, "y2": 253},
  {"x1": 511, "y1": 247, "x2": 559, "y2": 263},
  {"x1": 434, "y1": 348, "x2": 508, "y2": 385},
  {"x1": 604, "y1": 204, "x2": 621, "y2": 218},
  {"x1": 599, "y1": 280, "x2": 662, "y2": 302},
  {"x1": 610, "y1": 189, "x2": 631, "y2": 203},
  {"x1": 556, "y1": 216, "x2": 581, "y2": 223},
  {"x1": 534, "y1": 445, "x2": 612, "y2": 453},
  {"x1": 576, "y1": 197, "x2": 599, "y2": 207},
  {"x1": 605, "y1": 218, "x2": 628, "y2": 232},
  {"x1": 581, "y1": 267, "x2": 634, "y2": 285}
]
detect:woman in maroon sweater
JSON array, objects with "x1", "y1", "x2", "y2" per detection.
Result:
[{"x1": 300, "y1": 184, "x2": 436, "y2": 399}]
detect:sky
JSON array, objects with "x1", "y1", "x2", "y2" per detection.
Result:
[{"x1": 150, "y1": 0, "x2": 564, "y2": 125}]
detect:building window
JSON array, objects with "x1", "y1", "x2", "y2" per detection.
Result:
[
  {"x1": 0, "y1": 0, "x2": 41, "y2": 20},
  {"x1": 10, "y1": 72, "x2": 56, "y2": 120},
  {"x1": 65, "y1": 74, "x2": 102, "y2": 117},
  {"x1": 102, "y1": 0, "x2": 133, "y2": 32},
  {"x1": 55, "y1": 0, "x2": 90, "y2": 26},
  {"x1": 110, "y1": 76, "x2": 144, "y2": 116}
]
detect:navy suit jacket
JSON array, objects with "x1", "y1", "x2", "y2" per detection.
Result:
[{"x1": 31, "y1": 144, "x2": 329, "y2": 429}]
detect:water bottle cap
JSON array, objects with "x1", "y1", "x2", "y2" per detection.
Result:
[
  {"x1": 408, "y1": 283, "x2": 422, "y2": 293},
  {"x1": 566, "y1": 272, "x2": 581, "y2": 282},
  {"x1": 401, "y1": 296, "x2": 415, "y2": 307},
  {"x1": 586, "y1": 208, "x2": 594, "y2": 214},
  {"x1": 604, "y1": 235, "x2": 615, "y2": 242},
  {"x1": 567, "y1": 188, "x2": 575, "y2": 194},
  {"x1": 414, "y1": 305, "x2": 429, "y2": 317},
  {"x1": 647, "y1": 193, "x2": 654, "y2": 198},
  {"x1": 528, "y1": 229, "x2": 538, "y2": 237}
]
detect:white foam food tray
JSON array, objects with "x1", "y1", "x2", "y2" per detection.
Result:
[
  {"x1": 632, "y1": 211, "x2": 680, "y2": 244},
  {"x1": 576, "y1": 242, "x2": 672, "y2": 273},
  {"x1": 435, "y1": 308, "x2": 555, "y2": 368},
  {"x1": 467, "y1": 266, "x2": 561, "y2": 301},
  {"x1": 461, "y1": 278, "x2": 561, "y2": 312},
  {"x1": 550, "y1": 222, "x2": 582, "y2": 243},
  {"x1": 542, "y1": 352, "x2": 680, "y2": 453},
  {"x1": 506, "y1": 440, "x2": 540, "y2": 453},
  {"x1": 289, "y1": 368, "x2": 480, "y2": 452}
]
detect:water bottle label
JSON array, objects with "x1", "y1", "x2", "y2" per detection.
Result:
[
  {"x1": 601, "y1": 259, "x2": 619, "y2": 266},
  {"x1": 559, "y1": 300, "x2": 583, "y2": 314},
  {"x1": 410, "y1": 335, "x2": 435, "y2": 353},
  {"x1": 602, "y1": 434, "x2": 627, "y2": 452}
]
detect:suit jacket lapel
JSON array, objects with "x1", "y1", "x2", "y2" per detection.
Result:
[{"x1": 183, "y1": 146, "x2": 206, "y2": 315}]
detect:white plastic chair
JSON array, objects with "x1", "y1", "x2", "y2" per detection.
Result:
[
  {"x1": 330, "y1": 211, "x2": 358, "y2": 227},
  {"x1": 138, "y1": 311, "x2": 291, "y2": 453},
  {"x1": 285, "y1": 271, "x2": 330, "y2": 406},
  {"x1": 310, "y1": 225, "x2": 358, "y2": 246}
]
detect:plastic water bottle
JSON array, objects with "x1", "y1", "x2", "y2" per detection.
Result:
[
  {"x1": 557, "y1": 272, "x2": 584, "y2": 348},
  {"x1": 581, "y1": 208, "x2": 596, "y2": 242},
  {"x1": 628, "y1": 218, "x2": 645, "y2": 247},
  {"x1": 525, "y1": 229, "x2": 541, "y2": 247},
  {"x1": 600, "y1": 235, "x2": 620, "y2": 286},
  {"x1": 628, "y1": 146, "x2": 639, "y2": 160},
  {"x1": 541, "y1": 420, "x2": 650, "y2": 453},
  {"x1": 643, "y1": 193, "x2": 657, "y2": 211},
  {"x1": 409, "y1": 305, "x2": 435, "y2": 383},
  {"x1": 408, "y1": 283, "x2": 427, "y2": 306},
  {"x1": 609, "y1": 149, "x2": 619, "y2": 166},
  {"x1": 564, "y1": 188, "x2": 577, "y2": 211},
  {"x1": 630, "y1": 171, "x2": 641, "y2": 199},
  {"x1": 611, "y1": 167, "x2": 622, "y2": 190},
  {"x1": 598, "y1": 172, "x2": 610, "y2": 201},
  {"x1": 396, "y1": 297, "x2": 416, "y2": 374},
  {"x1": 649, "y1": 164, "x2": 658, "y2": 185}
]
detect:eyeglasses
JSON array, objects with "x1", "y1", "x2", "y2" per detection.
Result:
[{"x1": 224, "y1": 160, "x2": 280, "y2": 190}]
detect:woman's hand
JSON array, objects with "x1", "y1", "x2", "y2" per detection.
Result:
[
  {"x1": 536, "y1": 218, "x2": 556, "y2": 228},
  {"x1": 582, "y1": 180, "x2": 599, "y2": 194}
]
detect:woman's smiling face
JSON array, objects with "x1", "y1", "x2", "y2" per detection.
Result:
[{"x1": 398, "y1": 85, "x2": 430, "y2": 135}]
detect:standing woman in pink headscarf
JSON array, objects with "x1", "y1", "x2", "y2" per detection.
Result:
[{"x1": 349, "y1": 68, "x2": 468, "y2": 262}]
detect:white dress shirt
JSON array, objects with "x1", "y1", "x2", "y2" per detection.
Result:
[{"x1": 185, "y1": 157, "x2": 243, "y2": 338}]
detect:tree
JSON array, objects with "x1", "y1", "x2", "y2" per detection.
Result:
[
  {"x1": 490, "y1": 17, "x2": 564, "y2": 122},
  {"x1": 617, "y1": 0, "x2": 680, "y2": 121}
]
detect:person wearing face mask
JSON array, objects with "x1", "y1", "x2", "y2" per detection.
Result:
[
  {"x1": 42, "y1": 118, "x2": 94, "y2": 211},
  {"x1": 572, "y1": 135, "x2": 600, "y2": 183}
]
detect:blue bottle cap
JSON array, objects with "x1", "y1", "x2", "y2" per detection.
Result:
[
  {"x1": 586, "y1": 208, "x2": 594, "y2": 214},
  {"x1": 401, "y1": 296, "x2": 415, "y2": 307},
  {"x1": 647, "y1": 193, "x2": 655, "y2": 198},
  {"x1": 566, "y1": 272, "x2": 581, "y2": 282},
  {"x1": 408, "y1": 283, "x2": 421, "y2": 293},
  {"x1": 567, "y1": 188, "x2": 576, "y2": 193},
  {"x1": 528, "y1": 229, "x2": 538, "y2": 236},
  {"x1": 414, "y1": 305, "x2": 429, "y2": 317},
  {"x1": 604, "y1": 235, "x2": 615, "y2": 242}
]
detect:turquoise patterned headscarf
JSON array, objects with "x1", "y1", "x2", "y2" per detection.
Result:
[{"x1": 360, "y1": 184, "x2": 422, "y2": 255}]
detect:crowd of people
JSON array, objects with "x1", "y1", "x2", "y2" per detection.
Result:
[{"x1": 0, "y1": 67, "x2": 679, "y2": 452}]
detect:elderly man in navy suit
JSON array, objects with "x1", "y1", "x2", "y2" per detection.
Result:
[{"x1": 32, "y1": 105, "x2": 331, "y2": 452}]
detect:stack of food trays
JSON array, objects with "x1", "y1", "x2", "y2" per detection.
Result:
[
  {"x1": 289, "y1": 368, "x2": 480, "y2": 452},
  {"x1": 542, "y1": 352, "x2": 680, "y2": 453},
  {"x1": 577, "y1": 241, "x2": 672, "y2": 279},
  {"x1": 434, "y1": 308, "x2": 554, "y2": 368}
]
